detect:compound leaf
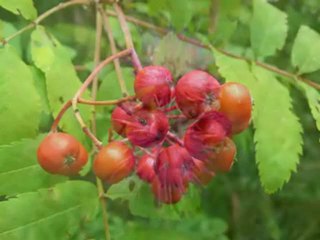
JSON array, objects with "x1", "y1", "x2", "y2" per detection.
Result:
[
  {"x1": 0, "y1": 181, "x2": 98, "y2": 240},
  {"x1": 0, "y1": 0, "x2": 37, "y2": 20},
  {"x1": 250, "y1": 0, "x2": 288, "y2": 58}
]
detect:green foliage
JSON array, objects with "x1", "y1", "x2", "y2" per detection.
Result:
[
  {"x1": 0, "y1": 0, "x2": 320, "y2": 239},
  {"x1": 30, "y1": 26, "x2": 91, "y2": 144},
  {"x1": 0, "y1": 181, "x2": 98, "y2": 240},
  {"x1": 250, "y1": 0, "x2": 288, "y2": 58},
  {"x1": 153, "y1": 32, "x2": 213, "y2": 78},
  {"x1": 0, "y1": 135, "x2": 66, "y2": 196},
  {"x1": 107, "y1": 176, "x2": 201, "y2": 220},
  {"x1": 291, "y1": 25, "x2": 320, "y2": 74},
  {"x1": 299, "y1": 83, "x2": 320, "y2": 135},
  {"x1": 0, "y1": 0, "x2": 37, "y2": 20},
  {"x1": 214, "y1": 51, "x2": 303, "y2": 193},
  {"x1": 0, "y1": 45, "x2": 41, "y2": 145}
]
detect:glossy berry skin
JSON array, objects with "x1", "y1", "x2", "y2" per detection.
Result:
[
  {"x1": 190, "y1": 159, "x2": 215, "y2": 186},
  {"x1": 175, "y1": 70, "x2": 221, "y2": 118},
  {"x1": 206, "y1": 137, "x2": 236, "y2": 172},
  {"x1": 37, "y1": 132, "x2": 88, "y2": 176},
  {"x1": 93, "y1": 141, "x2": 135, "y2": 184},
  {"x1": 111, "y1": 102, "x2": 136, "y2": 137},
  {"x1": 151, "y1": 177, "x2": 184, "y2": 204},
  {"x1": 126, "y1": 109, "x2": 169, "y2": 148},
  {"x1": 184, "y1": 111, "x2": 232, "y2": 160},
  {"x1": 219, "y1": 82, "x2": 252, "y2": 134},
  {"x1": 156, "y1": 144, "x2": 193, "y2": 189},
  {"x1": 134, "y1": 66, "x2": 173, "y2": 108},
  {"x1": 136, "y1": 154, "x2": 157, "y2": 183}
]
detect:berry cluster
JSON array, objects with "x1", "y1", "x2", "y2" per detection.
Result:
[{"x1": 37, "y1": 66, "x2": 252, "y2": 205}]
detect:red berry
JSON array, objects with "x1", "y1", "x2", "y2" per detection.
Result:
[
  {"x1": 136, "y1": 153, "x2": 157, "y2": 183},
  {"x1": 151, "y1": 177, "x2": 185, "y2": 204},
  {"x1": 206, "y1": 137, "x2": 236, "y2": 172},
  {"x1": 37, "y1": 133, "x2": 88, "y2": 176},
  {"x1": 126, "y1": 108, "x2": 169, "y2": 148},
  {"x1": 156, "y1": 144, "x2": 193, "y2": 189},
  {"x1": 219, "y1": 82, "x2": 252, "y2": 134},
  {"x1": 111, "y1": 102, "x2": 136, "y2": 137},
  {"x1": 175, "y1": 70, "x2": 221, "y2": 118},
  {"x1": 184, "y1": 111, "x2": 231, "y2": 160},
  {"x1": 190, "y1": 159, "x2": 215, "y2": 186},
  {"x1": 93, "y1": 141, "x2": 135, "y2": 184},
  {"x1": 134, "y1": 66, "x2": 173, "y2": 108}
]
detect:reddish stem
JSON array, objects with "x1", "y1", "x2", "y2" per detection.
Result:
[
  {"x1": 166, "y1": 132, "x2": 184, "y2": 147},
  {"x1": 50, "y1": 100, "x2": 72, "y2": 132}
]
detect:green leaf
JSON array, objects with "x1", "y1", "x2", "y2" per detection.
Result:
[
  {"x1": 30, "y1": 26, "x2": 91, "y2": 143},
  {"x1": 0, "y1": 21, "x2": 22, "y2": 55},
  {"x1": 97, "y1": 67, "x2": 135, "y2": 101},
  {"x1": 0, "y1": 135, "x2": 66, "y2": 196},
  {"x1": 154, "y1": 32, "x2": 213, "y2": 78},
  {"x1": 167, "y1": 0, "x2": 193, "y2": 31},
  {"x1": 214, "y1": 51, "x2": 303, "y2": 193},
  {"x1": 298, "y1": 82, "x2": 320, "y2": 135},
  {"x1": 0, "y1": 45, "x2": 41, "y2": 145},
  {"x1": 0, "y1": 0, "x2": 37, "y2": 20},
  {"x1": 107, "y1": 176, "x2": 200, "y2": 219},
  {"x1": 0, "y1": 181, "x2": 98, "y2": 240},
  {"x1": 250, "y1": 0, "x2": 288, "y2": 58},
  {"x1": 251, "y1": 66, "x2": 303, "y2": 193},
  {"x1": 291, "y1": 25, "x2": 320, "y2": 74}
]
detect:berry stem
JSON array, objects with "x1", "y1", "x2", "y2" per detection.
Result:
[
  {"x1": 50, "y1": 100, "x2": 72, "y2": 132},
  {"x1": 92, "y1": 6, "x2": 111, "y2": 240},
  {"x1": 112, "y1": 2, "x2": 143, "y2": 72},
  {"x1": 167, "y1": 114, "x2": 186, "y2": 120},
  {"x1": 78, "y1": 95, "x2": 136, "y2": 105},
  {"x1": 99, "y1": 6, "x2": 128, "y2": 96},
  {"x1": 166, "y1": 132, "x2": 184, "y2": 147},
  {"x1": 164, "y1": 105, "x2": 178, "y2": 112}
]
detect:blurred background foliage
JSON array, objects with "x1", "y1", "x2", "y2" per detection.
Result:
[{"x1": 0, "y1": 0, "x2": 319, "y2": 239}]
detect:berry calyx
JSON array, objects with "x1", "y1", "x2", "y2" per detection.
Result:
[
  {"x1": 93, "y1": 141, "x2": 135, "y2": 184},
  {"x1": 134, "y1": 66, "x2": 173, "y2": 108},
  {"x1": 37, "y1": 132, "x2": 88, "y2": 176},
  {"x1": 175, "y1": 70, "x2": 221, "y2": 118}
]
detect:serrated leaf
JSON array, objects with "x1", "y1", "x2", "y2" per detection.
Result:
[
  {"x1": 0, "y1": 181, "x2": 98, "y2": 240},
  {"x1": 30, "y1": 26, "x2": 91, "y2": 144},
  {"x1": 0, "y1": 0, "x2": 37, "y2": 20},
  {"x1": 298, "y1": 82, "x2": 320, "y2": 135},
  {"x1": 291, "y1": 25, "x2": 320, "y2": 74},
  {"x1": 214, "y1": 50, "x2": 303, "y2": 193},
  {"x1": 0, "y1": 45, "x2": 41, "y2": 145},
  {"x1": 250, "y1": 0, "x2": 288, "y2": 58},
  {"x1": 0, "y1": 135, "x2": 66, "y2": 196},
  {"x1": 251, "y1": 66, "x2": 303, "y2": 193},
  {"x1": 107, "y1": 176, "x2": 200, "y2": 219}
]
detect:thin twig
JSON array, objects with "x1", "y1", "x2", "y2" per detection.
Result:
[
  {"x1": 106, "y1": 10, "x2": 320, "y2": 91},
  {"x1": 50, "y1": 100, "x2": 72, "y2": 132},
  {"x1": 2, "y1": 0, "x2": 92, "y2": 45},
  {"x1": 79, "y1": 95, "x2": 135, "y2": 105},
  {"x1": 71, "y1": 48, "x2": 132, "y2": 147},
  {"x1": 112, "y1": 3, "x2": 143, "y2": 71},
  {"x1": 91, "y1": 5, "x2": 103, "y2": 138},
  {"x1": 92, "y1": 6, "x2": 111, "y2": 240},
  {"x1": 99, "y1": 7, "x2": 128, "y2": 96},
  {"x1": 166, "y1": 132, "x2": 184, "y2": 147}
]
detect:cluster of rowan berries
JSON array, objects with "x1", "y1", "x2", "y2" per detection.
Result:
[{"x1": 37, "y1": 66, "x2": 252, "y2": 204}]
